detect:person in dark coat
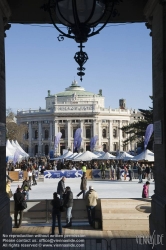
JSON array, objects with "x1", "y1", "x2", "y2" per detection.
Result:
[
  {"x1": 50, "y1": 192, "x2": 62, "y2": 235},
  {"x1": 14, "y1": 188, "x2": 25, "y2": 228},
  {"x1": 76, "y1": 172, "x2": 87, "y2": 198},
  {"x1": 63, "y1": 186, "x2": 73, "y2": 228},
  {"x1": 21, "y1": 177, "x2": 31, "y2": 200},
  {"x1": 57, "y1": 176, "x2": 65, "y2": 199}
]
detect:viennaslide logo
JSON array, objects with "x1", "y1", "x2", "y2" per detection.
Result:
[{"x1": 136, "y1": 230, "x2": 164, "y2": 249}]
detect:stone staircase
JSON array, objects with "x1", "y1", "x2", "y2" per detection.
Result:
[{"x1": 101, "y1": 199, "x2": 151, "y2": 231}]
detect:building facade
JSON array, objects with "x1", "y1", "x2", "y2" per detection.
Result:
[{"x1": 16, "y1": 80, "x2": 143, "y2": 156}]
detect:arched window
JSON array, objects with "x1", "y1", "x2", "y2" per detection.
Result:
[
  {"x1": 45, "y1": 145, "x2": 49, "y2": 155},
  {"x1": 103, "y1": 144, "x2": 106, "y2": 151},
  {"x1": 25, "y1": 131, "x2": 29, "y2": 139},
  {"x1": 122, "y1": 131, "x2": 126, "y2": 138},
  {"x1": 73, "y1": 128, "x2": 76, "y2": 138},
  {"x1": 35, "y1": 130, "x2": 38, "y2": 139},
  {"x1": 45, "y1": 129, "x2": 49, "y2": 139},
  {"x1": 102, "y1": 129, "x2": 106, "y2": 138},
  {"x1": 113, "y1": 143, "x2": 117, "y2": 151},
  {"x1": 35, "y1": 145, "x2": 38, "y2": 155},
  {"x1": 86, "y1": 128, "x2": 91, "y2": 138},
  {"x1": 61, "y1": 129, "x2": 65, "y2": 139},
  {"x1": 113, "y1": 129, "x2": 117, "y2": 138},
  {"x1": 25, "y1": 145, "x2": 29, "y2": 153}
]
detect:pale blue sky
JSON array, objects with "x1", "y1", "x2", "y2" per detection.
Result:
[{"x1": 5, "y1": 23, "x2": 152, "y2": 113}]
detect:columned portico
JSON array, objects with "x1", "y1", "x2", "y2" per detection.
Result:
[
  {"x1": 144, "y1": 0, "x2": 166, "y2": 247},
  {"x1": 0, "y1": 0, "x2": 12, "y2": 242}
]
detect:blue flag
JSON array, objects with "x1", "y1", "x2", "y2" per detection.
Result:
[
  {"x1": 54, "y1": 132, "x2": 62, "y2": 150},
  {"x1": 144, "y1": 124, "x2": 153, "y2": 149},
  {"x1": 13, "y1": 149, "x2": 20, "y2": 165},
  {"x1": 74, "y1": 128, "x2": 82, "y2": 150}
]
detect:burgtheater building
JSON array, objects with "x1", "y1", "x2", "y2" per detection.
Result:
[{"x1": 17, "y1": 80, "x2": 142, "y2": 156}]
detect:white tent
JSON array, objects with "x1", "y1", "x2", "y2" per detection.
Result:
[
  {"x1": 97, "y1": 152, "x2": 116, "y2": 160},
  {"x1": 55, "y1": 151, "x2": 73, "y2": 160},
  {"x1": 132, "y1": 149, "x2": 154, "y2": 161},
  {"x1": 73, "y1": 151, "x2": 99, "y2": 161},
  {"x1": 93, "y1": 151, "x2": 104, "y2": 156},
  {"x1": 65, "y1": 153, "x2": 78, "y2": 160},
  {"x1": 14, "y1": 140, "x2": 29, "y2": 157},
  {"x1": 6, "y1": 147, "x2": 14, "y2": 157},
  {"x1": 6, "y1": 139, "x2": 16, "y2": 155},
  {"x1": 115, "y1": 152, "x2": 134, "y2": 160},
  {"x1": 72, "y1": 152, "x2": 82, "y2": 160}
]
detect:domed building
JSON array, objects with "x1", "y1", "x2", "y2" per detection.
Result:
[{"x1": 17, "y1": 80, "x2": 142, "y2": 156}]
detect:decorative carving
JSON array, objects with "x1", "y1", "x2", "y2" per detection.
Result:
[{"x1": 58, "y1": 106, "x2": 93, "y2": 111}]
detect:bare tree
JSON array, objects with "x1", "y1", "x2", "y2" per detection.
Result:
[{"x1": 6, "y1": 109, "x2": 28, "y2": 147}]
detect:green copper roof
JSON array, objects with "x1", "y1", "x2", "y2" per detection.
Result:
[{"x1": 55, "y1": 80, "x2": 98, "y2": 97}]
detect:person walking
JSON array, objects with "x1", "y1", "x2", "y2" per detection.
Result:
[
  {"x1": 138, "y1": 164, "x2": 143, "y2": 183},
  {"x1": 21, "y1": 177, "x2": 31, "y2": 200},
  {"x1": 145, "y1": 164, "x2": 151, "y2": 181},
  {"x1": 27, "y1": 168, "x2": 32, "y2": 186},
  {"x1": 128, "y1": 165, "x2": 132, "y2": 181},
  {"x1": 142, "y1": 181, "x2": 150, "y2": 198},
  {"x1": 100, "y1": 162, "x2": 106, "y2": 179},
  {"x1": 63, "y1": 186, "x2": 73, "y2": 228},
  {"x1": 123, "y1": 165, "x2": 128, "y2": 180},
  {"x1": 76, "y1": 172, "x2": 87, "y2": 198},
  {"x1": 32, "y1": 168, "x2": 37, "y2": 185},
  {"x1": 82, "y1": 163, "x2": 86, "y2": 173},
  {"x1": 14, "y1": 188, "x2": 25, "y2": 228},
  {"x1": 57, "y1": 176, "x2": 66, "y2": 199},
  {"x1": 85, "y1": 186, "x2": 98, "y2": 226},
  {"x1": 50, "y1": 192, "x2": 62, "y2": 235}
]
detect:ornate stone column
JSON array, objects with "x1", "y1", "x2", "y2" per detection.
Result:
[
  {"x1": 98, "y1": 120, "x2": 101, "y2": 150},
  {"x1": 109, "y1": 120, "x2": 113, "y2": 151},
  {"x1": 49, "y1": 121, "x2": 53, "y2": 148},
  {"x1": 28, "y1": 121, "x2": 32, "y2": 156},
  {"x1": 144, "y1": 1, "x2": 166, "y2": 247},
  {"x1": 38, "y1": 121, "x2": 42, "y2": 155},
  {"x1": 119, "y1": 120, "x2": 122, "y2": 151},
  {"x1": 67, "y1": 120, "x2": 71, "y2": 149},
  {"x1": 80, "y1": 120, "x2": 84, "y2": 149},
  {"x1": 54, "y1": 119, "x2": 58, "y2": 153},
  {"x1": 0, "y1": 0, "x2": 12, "y2": 243},
  {"x1": 93, "y1": 119, "x2": 96, "y2": 137}
]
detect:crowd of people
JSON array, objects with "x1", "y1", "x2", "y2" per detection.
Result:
[
  {"x1": 6, "y1": 156, "x2": 154, "y2": 183},
  {"x1": 6, "y1": 156, "x2": 154, "y2": 233}
]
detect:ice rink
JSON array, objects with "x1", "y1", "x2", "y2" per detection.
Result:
[{"x1": 10, "y1": 178, "x2": 155, "y2": 200}]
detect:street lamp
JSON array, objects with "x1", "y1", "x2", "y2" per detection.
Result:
[{"x1": 42, "y1": 0, "x2": 122, "y2": 80}]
